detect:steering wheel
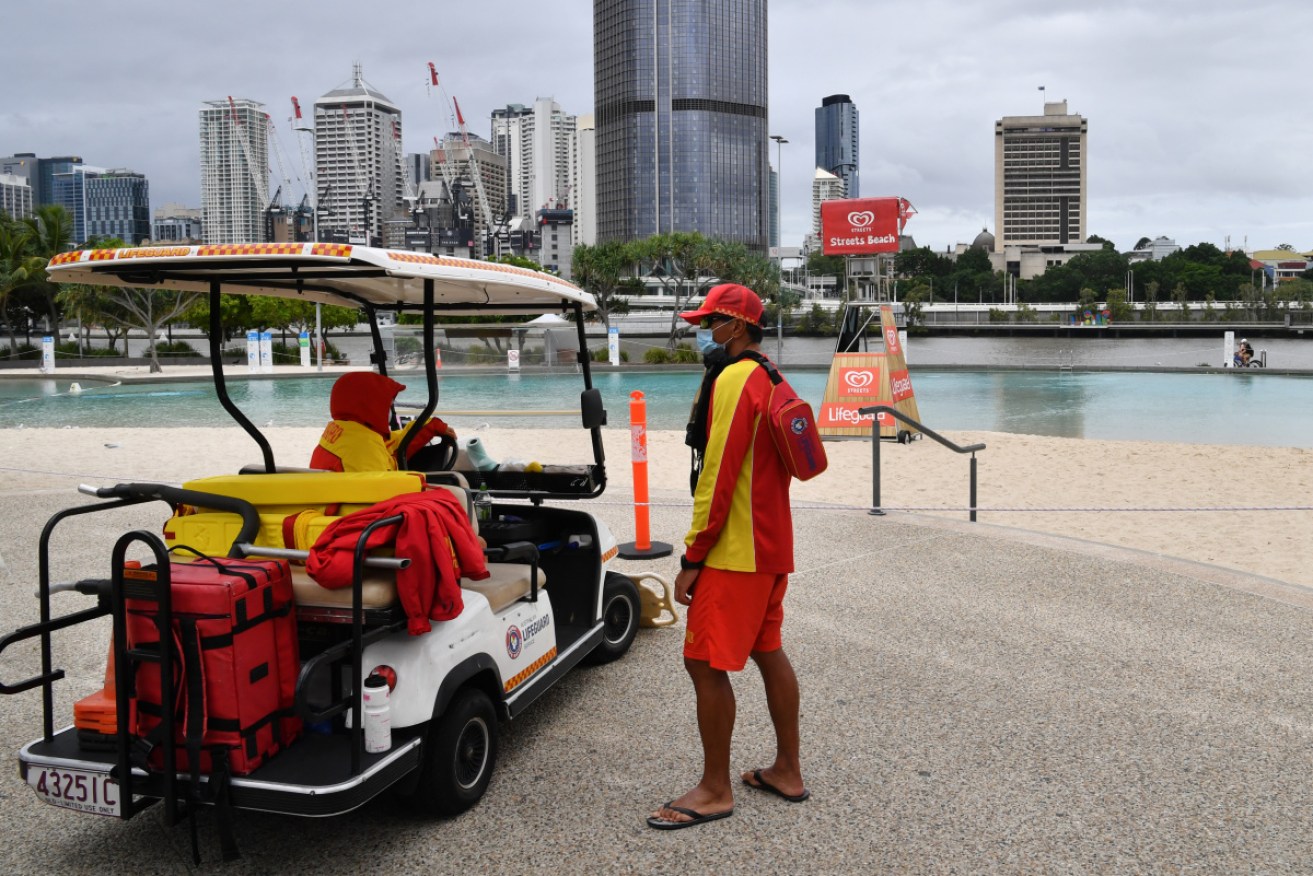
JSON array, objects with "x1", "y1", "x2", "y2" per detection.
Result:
[{"x1": 410, "y1": 432, "x2": 458, "y2": 472}]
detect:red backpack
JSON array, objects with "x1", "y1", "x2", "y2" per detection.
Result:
[{"x1": 740, "y1": 351, "x2": 828, "y2": 481}]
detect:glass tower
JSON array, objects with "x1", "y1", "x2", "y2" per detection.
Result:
[
  {"x1": 594, "y1": 0, "x2": 769, "y2": 249},
  {"x1": 815, "y1": 94, "x2": 858, "y2": 199}
]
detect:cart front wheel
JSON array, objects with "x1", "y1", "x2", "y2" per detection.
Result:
[{"x1": 584, "y1": 572, "x2": 640, "y2": 665}]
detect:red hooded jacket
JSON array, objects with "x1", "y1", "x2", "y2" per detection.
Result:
[
  {"x1": 306, "y1": 490, "x2": 488, "y2": 635},
  {"x1": 310, "y1": 371, "x2": 448, "y2": 472}
]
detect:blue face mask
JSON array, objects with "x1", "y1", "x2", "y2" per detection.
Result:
[{"x1": 696, "y1": 328, "x2": 724, "y2": 357}]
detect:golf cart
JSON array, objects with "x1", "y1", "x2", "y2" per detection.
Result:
[{"x1": 0, "y1": 243, "x2": 645, "y2": 859}]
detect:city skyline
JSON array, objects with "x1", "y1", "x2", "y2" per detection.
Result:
[{"x1": 2, "y1": 1, "x2": 1311, "y2": 254}]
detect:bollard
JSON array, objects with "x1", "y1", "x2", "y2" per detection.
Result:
[{"x1": 618, "y1": 390, "x2": 673, "y2": 559}]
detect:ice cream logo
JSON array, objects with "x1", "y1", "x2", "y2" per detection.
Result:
[{"x1": 847, "y1": 210, "x2": 876, "y2": 229}]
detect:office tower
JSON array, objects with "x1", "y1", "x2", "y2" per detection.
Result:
[
  {"x1": 431, "y1": 132, "x2": 509, "y2": 258},
  {"x1": 994, "y1": 100, "x2": 1087, "y2": 249},
  {"x1": 811, "y1": 166, "x2": 846, "y2": 237},
  {"x1": 594, "y1": 0, "x2": 770, "y2": 248},
  {"x1": 51, "y1": 165, "x2": 107, "y2": 243},
  {"x1": 1, "y1": 154, "x2": 84, "y2": 208},
  {"x1": 815, "y1": 94, "x2": 859, "y2": 199},
  {"x1": 571, "y1": 114, "x2": 597, "y2": 247},
  {"x1": 152, "y1": 204, "x2": 204, "y2": 243},
  {"x1": 1, "y1": 174, "x2": 33, "y2": 220},
  {"x1": 315, "y1": 64, "x2": 407, "y2": 246},
  {"x1": 405, "y1": 153, "x2": 431, "y2": 191},
  {"x1": 84, "y1": 170, "x2": 150, "y2": 244},
  {"x1": 199, "y1": 98, "x2": 271, "y2": 244}
]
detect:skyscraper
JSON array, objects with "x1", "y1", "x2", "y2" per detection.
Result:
[
  {"x1": 199, "y1": 98, "x2": 270, "y2": 244},
  {"x1": 815, "y1": 94, "x2": 859, "y2": 199},
  {"x1": 1, "y1": 173, "x2": 33, "y2": 220},
  {"x1": 994, "y1": 100, "x2": 1087, "y2": 249},
  {"x1": 1, "y1": 154, "x2": 83, "y2": 208},
  {"x1": 51, "y1": 165, "x2": 107, "y2": 244},
  {"x1": 85, "y1": 170, "x2": 150, "y2": 244},
  {"x1": 315, "y1": 65, "x2": 407, "y2": 246},
  {"x1": 810, "y1": 166, "x2": 846, "y2": 240},
  {"x1": 491, "y1": 98, "x2": 577, "y2": 220},
  {"x1": 594, "y1": 0, "x2": 769, "y2": 248},
  {"x1": 571, "y1": 114, "x2": 597, "y2": 247}
]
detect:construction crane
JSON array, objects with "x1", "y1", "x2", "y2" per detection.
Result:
[
  {"x1": 390, "y1": 117, "x2": 417, "y2": 207},
  {"x1": 451, "y1": 96, "x2": 496, "y2": 250},
  {"x1": 425, "y1": 61, "x2": 500, "y2": 257}
]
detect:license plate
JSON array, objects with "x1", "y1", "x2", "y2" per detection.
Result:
[{"x1": 27, "y1": 766, "x2": 122, "y2": 817}]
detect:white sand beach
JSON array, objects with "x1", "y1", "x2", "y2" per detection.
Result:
[{"x1": 1, "y1": 425, "x2": 1309, "y2": 589}]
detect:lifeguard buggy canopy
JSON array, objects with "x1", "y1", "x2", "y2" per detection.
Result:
[{"x1": 46, "y1": 242, "x2": 596, "y2": 315}]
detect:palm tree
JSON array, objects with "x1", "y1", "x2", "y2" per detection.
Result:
[
  {"x1": 22, "y1": 204, "x2": 75, "y2": 327},
  {"x1": 0, "y1": 216, "x2": 47, "y2": 355}
]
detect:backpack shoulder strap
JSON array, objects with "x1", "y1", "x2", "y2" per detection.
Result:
[{"x1": 734, "y1": 349, "x2": 782, "y2": 385}]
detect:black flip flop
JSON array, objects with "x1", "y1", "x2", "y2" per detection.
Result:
[
  {"x1": 742, "y1": 769, "x2": 811, "y2": 803},
  {"x1": 646, "y1": 802, "x2": 734, "y2": 830}
]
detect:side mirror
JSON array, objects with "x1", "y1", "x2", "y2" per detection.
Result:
[{"x1": 581, "y1": 388, "x2": 607, "y2": 429}]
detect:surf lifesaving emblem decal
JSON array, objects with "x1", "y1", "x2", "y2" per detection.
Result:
[{"x1": 506, "y1": 625, "x2": 523, "y2": 659}]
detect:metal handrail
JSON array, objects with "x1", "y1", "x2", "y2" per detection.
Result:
[{"x1": 858, "y1": 405, "x2": 987, "y2": 522}]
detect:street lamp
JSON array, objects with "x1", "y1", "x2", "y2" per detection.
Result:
[{"x1": 769, "y1": 134, "x2": 788, "y2": 360}]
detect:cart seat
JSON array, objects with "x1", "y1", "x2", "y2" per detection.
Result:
[{"x1": 289, "y1": 563, "x2": 545, "y2": 616}]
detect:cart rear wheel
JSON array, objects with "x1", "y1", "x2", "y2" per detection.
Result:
[
  {"x1": 584, "y1": 572, "x2": 640, "y2": 665},
  {"x1": 411, "y1": 687, "x2": 497, "y2": 816}
]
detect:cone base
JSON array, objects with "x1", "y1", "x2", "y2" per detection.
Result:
[{"x1": 617, "y1": 540, "x2": 673, "y2": 560}]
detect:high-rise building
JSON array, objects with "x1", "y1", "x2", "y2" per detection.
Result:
[
  {"x1": 199, "y1": 98, "x2": 271, "y2": 244},
  {"x1": 85, "y1": 170, "x2": 150, "y2": 244},
  {"x1": 1, "y1": 154, "x2": 84, "y2": 208},
  {"x1": 1, "y1": 174, "x2": 33, "y2": 220},
  {"x1": 994, "y1": 100, "x2": 1087, "y2": 250},
  {"x1": 571, "y1": 114, "x2": 597, "y2": 247},
  {"x1": 491, "y1": 99, "x2": 576, "y2": 221},
  {"x1": 815, "y1": 94, "x2": 859, "y2": 199},
  {"x1": 51, "y1": 165, "x2": 107, "y2": 243},
  {"x1": 804, "y1": 166, "x2": 846, "y2": 253},
  {"x1": 431, "y1": 132, "x2": 509, "y2": 258},
  {"x1": 315, "y1": 65, "x2": 407, "y2": 246},
  {"x1": 491, "y1": 104, "x2": 532, "y2": 217},
  {"x1": 594, "y1": 0, "x2": 770, "y2": 248}
]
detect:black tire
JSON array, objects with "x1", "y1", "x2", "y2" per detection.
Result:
[
  {"x1": 583, "y1": 572, "x2": 640, "y2": 665},
  {"x1": 410, "y1": 687, "x2": 498, "y2": 816},
  {"x1": 897, "y1": 430, "x2": 912, "y2": 445}
]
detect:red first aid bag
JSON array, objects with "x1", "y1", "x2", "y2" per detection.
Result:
[
  {"x1": 126, "y1": 555, "x2": 301, "y2": 776},
  {"x1": 740, "y1": 351, "x2": 828, "y2": 481}
]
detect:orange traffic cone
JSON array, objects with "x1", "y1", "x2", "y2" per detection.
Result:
[{"x1": 74, "y1": 637, "x2": 121, "y2": 748}]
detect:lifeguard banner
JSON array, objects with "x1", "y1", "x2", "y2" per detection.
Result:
[
  {"x1": 820, "y1": 197, "x2": 916, "y2": 256},
  {"x1": 818, "y1": 306, "x2": 921, "y2": 439}
]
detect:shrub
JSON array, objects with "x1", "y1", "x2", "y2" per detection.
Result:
[
  {"x1": 644, "y1": 347, "x2": 671, "y2": 364},
  {"x1": 147, "y1": 340, "x2": 199, "y2": 357},
  {"x1": 672, "y1": 343, "x2": 700, "y2": 364},
  {"x1": 592, "y1": 346, "x2": 628, "y2": 363},
  {"x1": 988, "y1": 308, "x2": 1010, "y2": 323}
]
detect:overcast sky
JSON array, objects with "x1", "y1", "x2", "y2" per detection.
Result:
[{"x1": 4, "y1": 0, "x2": 1309, "y2": 254}]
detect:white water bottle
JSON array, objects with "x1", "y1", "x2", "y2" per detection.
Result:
[{"x1": 362, "y1": 674, "x2": 392, "y2": 754}]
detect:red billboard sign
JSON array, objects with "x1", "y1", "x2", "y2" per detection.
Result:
[{"x1": 820, "y1": 197, "x2": 913, "y2": 256}]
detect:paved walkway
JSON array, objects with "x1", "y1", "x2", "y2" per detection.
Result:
[{"x1": 2, "y1": 493, "x2": 1312, "y2": 874}]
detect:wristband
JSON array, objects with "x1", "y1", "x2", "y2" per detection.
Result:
[{"x1": 680, "y1": 555, "x2": 703, "y2": 571}]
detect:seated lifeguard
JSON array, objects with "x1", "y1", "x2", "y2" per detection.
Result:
[{"x1": 311, "y1": 371, "x2": 456, "y2": 472}]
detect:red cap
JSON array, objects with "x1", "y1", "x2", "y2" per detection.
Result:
[
  {"x1": 330, "y1": 371, "x2": 405, "y2": 438},
  {"x1": 679, "y1": 283, "x2": 765, "y2": 327}
]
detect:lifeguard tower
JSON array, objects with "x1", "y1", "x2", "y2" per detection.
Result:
[{"x1": 814, "y1": 196, "x2": 922, "y2": 441}]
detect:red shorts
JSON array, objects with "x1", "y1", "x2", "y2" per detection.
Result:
[{"x1": 683, "y1": 568, "x2": 788, "y2": 671}]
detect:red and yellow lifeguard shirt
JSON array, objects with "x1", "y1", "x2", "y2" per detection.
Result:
[{"x1": 684, "y1": 358, "x2": 793, "y2": 573}]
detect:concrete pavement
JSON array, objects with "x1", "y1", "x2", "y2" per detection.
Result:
[{"x1": 2, "y1": 488, "x2": 1312, "y2": 874}]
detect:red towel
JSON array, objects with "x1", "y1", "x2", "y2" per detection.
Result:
[{"x1": 306, "y1": 490, "x2": 489, "y2": 635}]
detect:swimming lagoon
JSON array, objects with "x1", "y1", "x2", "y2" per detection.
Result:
[{"x1": 3, "y1": 368, "x2": 1311, "y2": 449}]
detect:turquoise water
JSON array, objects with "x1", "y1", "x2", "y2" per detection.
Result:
[{"x1": 3, "y1": 370, "x2": 1312, "y2": 447}]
